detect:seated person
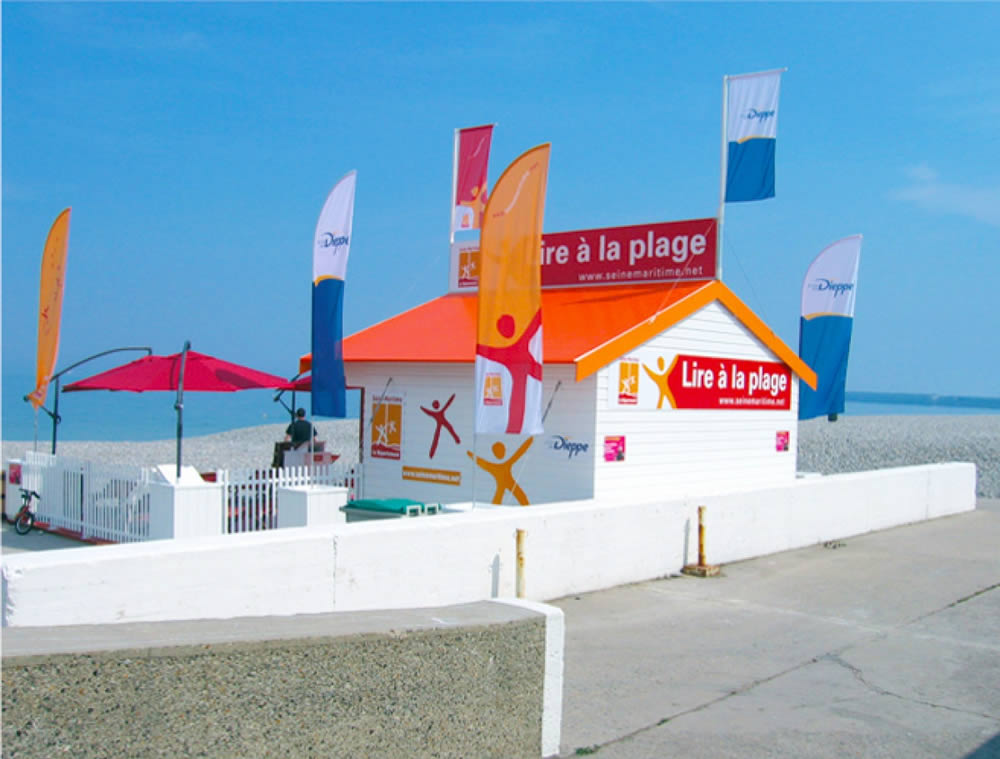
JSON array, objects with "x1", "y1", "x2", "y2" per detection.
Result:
[{"x1": 284, "y1": 407, "x2": 318, "y2": 450}]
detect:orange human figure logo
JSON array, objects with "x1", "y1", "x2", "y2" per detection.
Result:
[
  {"x1": 467, "y1": 438, "x2": 534, "y2": 505},
  {"x1": 642, "y1": 356, "x2": 672, "y2": 409},
  {"x1": 419, "y1": 394, "x2": 460, "y2": 459}
]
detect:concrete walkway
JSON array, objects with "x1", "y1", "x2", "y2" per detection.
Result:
[
  {"x1": 0, "y1": 518, "x2": 88, "y2": 555},
  {"x1": 552, "y1": 498, "x2": 1000, "y2": 758},
  {"x1": 0, "y1": 521, "x2": 91, "y2": 555}
]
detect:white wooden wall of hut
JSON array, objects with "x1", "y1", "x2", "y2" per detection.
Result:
[
  {"x1": 593, "y1": 300, "x2": 800, "y2": 502},
  {"x1": 346, "y1": 362, "x2": 597, "y2": 506}
]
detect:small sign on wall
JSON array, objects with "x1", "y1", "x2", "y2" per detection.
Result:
[
  {"x1": 371, "y1": 395, "x2": 403, "y2": 460},
  {"x1": 604, "y1": 435, "x2": 626, "y2": 462},
  {"x1": 618, "y1": 359, "x2": 639, "y2": 405},
  {"x1": 403, "y1": 466, "x2": 462, "y2": 486},
  {"x1": 776, "y1": 430, "x2": 790, "y2": 452}
]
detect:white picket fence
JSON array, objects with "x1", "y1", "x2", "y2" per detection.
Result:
[
  {"x1": 214, "y1": 463, "x2": 359, "y2": 534},
  {"x1": 20, "y1": 451, "x2": 153, "y2": 543},
  {"x1": 10, "y1": 453, "x2": 360, "y2": 542}
]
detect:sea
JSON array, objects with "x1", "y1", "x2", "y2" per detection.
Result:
[
  {"x1": 1, "y1": 370, "x2": 997, "y2": 443},
  {"x1": 1, "y1": 370, "x2": 362, "y2": 443}
]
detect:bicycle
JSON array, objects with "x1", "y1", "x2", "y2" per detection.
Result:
[{"x1": 13, "y1": 488, "x2": 40, "y2": 535}]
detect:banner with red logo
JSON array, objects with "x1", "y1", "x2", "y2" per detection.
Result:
[
  {"x1": 449, "y1": 217, "x2": 716, "y2": 291},
  {"x1": 665, "y1": 355, "x2": 791, "y2": 410},
  {"x1": 475, "y1": 143, "x2": 550, "y2": 435},
  {"x1": 452, "y1": 124, "x2": 494, "y2": 237},
  {"x1": 610, "y1": 352, "x2": 791, "y2": 411}
]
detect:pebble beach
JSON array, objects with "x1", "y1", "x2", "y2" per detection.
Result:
[{"x1": 4, "y1": 415, "x2": 998, "y2": 497}]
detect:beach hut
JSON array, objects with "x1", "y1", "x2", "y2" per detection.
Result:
[{"x1": 304, "y1": 230, "x2": 816, "y2": 506}]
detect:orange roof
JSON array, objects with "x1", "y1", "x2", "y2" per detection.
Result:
[{"x1": 300, "y1": 281, "x2": 817, "y2": 388}]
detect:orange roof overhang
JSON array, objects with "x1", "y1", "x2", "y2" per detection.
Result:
[{"x1": 300, "y1": 281, "x2": 817, "y2": 389}]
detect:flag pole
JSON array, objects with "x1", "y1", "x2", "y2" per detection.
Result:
[
  {"x1": 717, "y1": 74, "x2": 729, "y2": 283},
  {"x1": 470, "y1": 430, "x2": 478, "y2": 511},
  {"x1": 449, "y1": 127, "x2": 459, "y2": 245}
]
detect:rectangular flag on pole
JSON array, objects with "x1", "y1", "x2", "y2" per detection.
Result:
[
  {"x1": 475, "y1": 143, "x2": 551, "y2": 435},
  {"x1": 451, "y1": 124, "x2": 494, "y2": 238},
  {"x1": 725, "y1": 69, "x2": 784, "y2": 203},
  {"x1": 312, "y1": 171, "x2": 356, "y2": 418},
  {"x1": 27, "y1": 208, "x2": 71, "y2": 410},
  {"x1": 798, "y1": 235, "x2": 862, "y2": 420}
]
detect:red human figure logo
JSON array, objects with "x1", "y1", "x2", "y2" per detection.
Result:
[
  {"x1": 419, "y1": 394, "x2": 461, "y2": 459},
  {"x1": 476, "y1": 310, "x2": 542, "y2": 433}
]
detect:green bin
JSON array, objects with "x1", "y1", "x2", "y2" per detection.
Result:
[{"x1": 341, "y1": 498, "x2": 440, "y2": 522}]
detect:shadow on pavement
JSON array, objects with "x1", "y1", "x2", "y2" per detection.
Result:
[{"x1": 962, "y1": 732, "x2": 1000, "y2": 759}]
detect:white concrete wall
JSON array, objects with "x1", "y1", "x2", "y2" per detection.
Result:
[
  {"x1": 594, "y1": 301, "x2": 801, "y2": 502},
  {"x1": 2, "y1": 528, "x2": 337, "y2": 627},
  {"x1": 2, "y1": 463, "x2": 975, "y2": 628}
]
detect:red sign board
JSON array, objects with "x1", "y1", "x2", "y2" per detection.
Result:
[
  {"x1": 665, "y1": 355, "x2": 791, "y2": 410},
  {"x1": 450, "y1": 218, "x2": 717, "y2": 292},
  {"x1": 540, "y1": 218, "x2": 716, "y2": 287}
]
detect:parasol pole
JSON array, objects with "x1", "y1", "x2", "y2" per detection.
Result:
[
  {"x1": 175, "y1": 340, "x2": 191, "y2": 480},
  {"x1": 25, "y1": 345, "x2": 153, "y2": 454},
  {"x1": 51, "y1": 376, "x2": 61, "y2": 454}
]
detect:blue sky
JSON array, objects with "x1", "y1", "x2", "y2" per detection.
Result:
[{"x1": 4, "y1": 2, "x2": 999, "y2": 414}]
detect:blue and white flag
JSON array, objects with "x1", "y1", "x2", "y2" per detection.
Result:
[
  {"x1": 798, "y1": 235, "x2": 862, "y2": 420},
  {"x1": 312, "y1": 170, "x2": 356, "y2": 418},
  {"x1": 725, "y1": 69, "x2": 784, "y2": 203}
]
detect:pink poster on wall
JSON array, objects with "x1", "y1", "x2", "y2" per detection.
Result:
[{"x1": 604, "y1": 435, "x2": 626, "y2": 462}]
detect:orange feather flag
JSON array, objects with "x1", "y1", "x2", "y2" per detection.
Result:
[
  {"x1": 475, "y1": 144, "x2": 550, "y2": 434},
  {"x1": 27, "y1": 208, "x2": 71, "y2": 410}
]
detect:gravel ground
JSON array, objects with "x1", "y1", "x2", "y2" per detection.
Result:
[
  {"x1": 2, "y1": 419, "x2": 361, "y2": 474},
  {"x1": 4, "y1": 415, "x2": 997, "y2": 496},
  {"x1": 797, "y1": 414, "x2": 999, "y2": 497}
]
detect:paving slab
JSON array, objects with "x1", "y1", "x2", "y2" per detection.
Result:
[{"x1": 553, "y1": 500, "x2": 1000, "y2": 758}]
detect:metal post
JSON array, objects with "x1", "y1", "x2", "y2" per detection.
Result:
[
  {"x1": 698, "y1": 505, "x2": 707, "y2": 567},
  {"x1": 515, "y1": 528, "x2": 526, "y2": 598},
  {"x1": 682, "y1": 505, "x2": 720, "y2": 578}
]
